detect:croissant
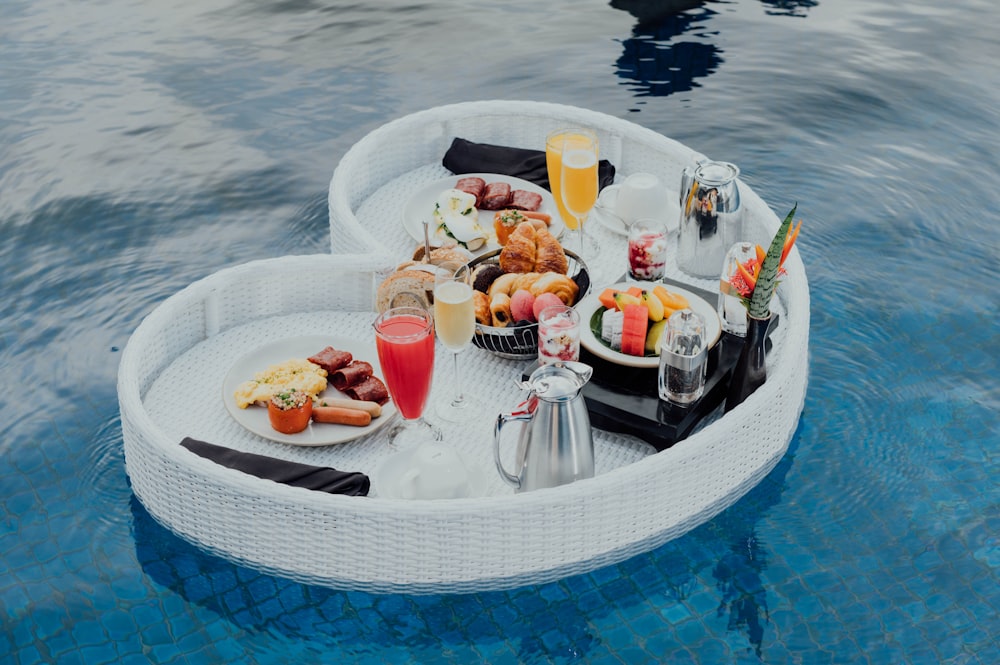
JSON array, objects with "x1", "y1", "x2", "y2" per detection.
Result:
[
  {"x1": 488, "y1": 272, "x2": 519, "y2": 300},
  {"x1": 533, "y1": 227, "x2": 568, "y2": 274},
  {"x1": 512, "y1": 271, "x2": 541, "y2": 293},
  {"x1": 473, "y1": 290, "x2": 491, "y2": 325},
  {"x1": 529, "y1": 272, "x2": 579, "y2": 306},
  {"x1": 489, "y1": 293, "x2": 513, "y2": 328},
  {"x1": 498, "y1": 222, "x2": 537, "y2": 273}
]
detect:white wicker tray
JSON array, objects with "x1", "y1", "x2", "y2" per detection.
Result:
[{"x1": 119, "y1": 102, "x2": 809, "y2": 593}]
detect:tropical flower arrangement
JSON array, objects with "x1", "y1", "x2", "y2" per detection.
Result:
[{"x1": 727, "y1": 205, "x2": 802, "y2": 319}]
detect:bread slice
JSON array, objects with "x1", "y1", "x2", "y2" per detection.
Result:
[
  {"x1": 411, "y1": 244, "x2": 472, "y2": 266},
  {"x1": 376, "y1": 269, "x2": 435, "y2": 313}
]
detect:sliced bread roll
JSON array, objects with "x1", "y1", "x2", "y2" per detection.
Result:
[
  {"x1": 375, "y1": 268, "x2": 435, "y2": 313},
  {"x1": 411, "y1": 245, "x2": 472, "y2": 266}
]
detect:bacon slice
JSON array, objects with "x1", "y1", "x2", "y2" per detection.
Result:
[
  {"x1": 455, "y1": 177, "x2": 487, "y2": 206},
  {"x1": 308, "y1": 346, "x2": 353, "y2": 374},
  {"x1": 330, "y1": 360, "x2": 373, "y2": 391},
  {"x1": 344, "y1": 376, "x2": 390, "y2": 405},
  {"x1": 509, "y1": 189, "x2": 543, "y2": 212},
  {"x1": 480, "y1": 182, "x2": 512, "y2": 210}
]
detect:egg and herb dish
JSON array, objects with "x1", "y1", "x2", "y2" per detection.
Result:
[{"x1": 233, "y1": 358, "x2": 328, "y2": 409}]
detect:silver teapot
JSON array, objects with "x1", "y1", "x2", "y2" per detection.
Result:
[
  {"x1": 677, "y1": 160, "x2": 743, "y2": 278},
  {"x1": 493, "y1": 362, "x2": 595, "y2": 493}
]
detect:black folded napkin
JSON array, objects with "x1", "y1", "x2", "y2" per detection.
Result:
[
  {"x1": 180, "y1": 437, "x2": 370, "y2": 496},
  {"x1": 442, "y1": 137, "x2": 616, "y2": 191}
]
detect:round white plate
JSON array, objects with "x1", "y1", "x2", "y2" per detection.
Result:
[
  {"x1": 222, "y1": 334, "x2": 397, "y2": 446},
  {"x1": 372, "y1": 445, "x2": 488, "y2": 500},
  {"x1": 592, "y1": 185, "x2": 680, "y2": 236},
  {"x1": 401, "y1": 173, "x2": 563, "y2": 255},
  {"x1": 578, "y1": 282, "x2": 721, "y2": 369}
]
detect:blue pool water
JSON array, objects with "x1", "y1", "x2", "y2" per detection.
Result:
[{"x1": 2, "y1": 0, "x2": 998, "y2": 661}]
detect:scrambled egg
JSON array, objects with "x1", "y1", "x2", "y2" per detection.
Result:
[{"x1": 233, "y1": 358, "x2": 328, "y2": 409}]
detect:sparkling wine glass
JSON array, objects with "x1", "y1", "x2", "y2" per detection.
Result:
[
  {"x1": 433, "y1": 262, "x2": 479, "y2": 422},
  {"x1": 545, "y1": 128, "x2": 577, "y2": 231},
  {"x1": 373, "y1": 306, "x2": 441, "y2": 448},
  {"x1": 556, "y1": 128, "x2": 600, "y2": 263}
]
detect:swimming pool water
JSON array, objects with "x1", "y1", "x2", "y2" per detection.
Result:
[{"x1": 2, "y1": 0, "x2": 998, "y2": 662}]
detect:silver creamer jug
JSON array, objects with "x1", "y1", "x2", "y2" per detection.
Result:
[
  {"x1": 677, "y1": 160, "x2": 743, "y2": 278},
  {"x1": 493, "y1": 362, "x2": 594, "y2": 493}
]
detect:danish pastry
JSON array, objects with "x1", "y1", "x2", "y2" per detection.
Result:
[
  {"x1": 489, "y1": 293, "x2": 513, "y2": 328},
  {"x1": 473, "y1": 290, "x2": 491, "y2": 325},
  {"x1": 512, "y1": 271, "x2": 542, "y2": 293},
  {"x1": 488, "y1": 272, "x2": 519, "y2": 300},
  {"x1": 529, "y1": 272, "x2": 579, "y2": 306}
]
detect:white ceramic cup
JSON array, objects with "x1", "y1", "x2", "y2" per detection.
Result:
[
  {"x1": 597, "y1": 172, "x2": 672, "y2": 227},
  {"x1": 399, "y1": 443, "x2": 471, "y2": 500}
]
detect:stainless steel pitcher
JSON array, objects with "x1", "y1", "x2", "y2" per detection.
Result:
[
  {"x1": 493, "y1": 362, "x2": 594, "y2": 493},
  {"x1": 677, "y1": 160, "x2": 743, "y2": 278}
]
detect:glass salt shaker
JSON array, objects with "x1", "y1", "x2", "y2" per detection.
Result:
[{"x1": 658, "y1": 309, "x2": 707, "y2": 405}]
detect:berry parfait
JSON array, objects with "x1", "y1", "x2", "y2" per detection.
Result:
[
  {"x1": 537, "y1": 304, "x2": 582, "y2": 365},
  {"x1": 627, "y1": 218, "x2": 669, "y2": 281}
]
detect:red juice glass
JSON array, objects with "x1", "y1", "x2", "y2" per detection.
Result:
[{"x1": 373, "y1": 307, "x2": 441, "y2": 448}]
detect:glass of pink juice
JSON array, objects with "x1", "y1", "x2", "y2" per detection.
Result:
[{"x1": 373, "y1": 307, "x2": 441, "y2": 448}]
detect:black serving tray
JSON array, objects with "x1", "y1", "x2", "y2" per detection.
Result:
[{"x1": 522, "y1": 279, "x2": 777, "y2": 452}]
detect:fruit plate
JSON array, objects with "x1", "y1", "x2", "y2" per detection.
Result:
[{"x1": 577, "y1": 282, "x2": 721, "y2": 369}]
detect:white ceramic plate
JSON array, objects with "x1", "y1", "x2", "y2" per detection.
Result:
[
  {"x1": 222, "y1": 334, "x2": 397, "y2": 446},
  {"x1": 401, "y1": 173, "x2": 563, "y2": 255},
  {"x1": 578, "y1": 282, "x2": 721, "y2": 369},
  {"x1": 592, "y1": 185, "x2": 680, "y2": 236},
  {"x1": 372, "y1": 445, "x2": 488, "y2": 500}
]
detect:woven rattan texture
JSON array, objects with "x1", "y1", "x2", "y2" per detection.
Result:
[{"x1": 119, "y1": 102, "x2": 809, "y2": 593}]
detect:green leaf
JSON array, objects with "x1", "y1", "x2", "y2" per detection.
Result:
[{"x1": 749, "y1": 204, "x2": 796, "y2": 319}]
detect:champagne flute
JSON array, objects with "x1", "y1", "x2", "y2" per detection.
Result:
[
  {"x1": 373, "y1": 306, "x2": 441, "y2": 448},
  {"x1": 433, "y1": 262, "x2": 479, "y2": 422},
  {"x1": 555, "y1": 128, "x2": 600, "y2": 262},
  {"x1": 545, "y1": 128, "x2": 577, "y2": 230}
]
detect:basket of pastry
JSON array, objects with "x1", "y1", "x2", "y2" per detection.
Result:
[{"x1": 466, "y1": 220, "x2": 590, "y2": 359}]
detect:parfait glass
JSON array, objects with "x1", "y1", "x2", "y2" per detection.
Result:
[
  {"x1": 547, "y1": 128, "x2": 600, "y2": 263},
  {"x1": 432, "y1": 262, "x2": 480, "y2": 422},
  {"x1": 373, "y1": 306, "x2": 442, "y2": 448}
]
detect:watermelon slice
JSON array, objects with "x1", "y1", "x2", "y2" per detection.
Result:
[{"x1": 621, "y1": 304, "x2": 649, "y2": 356}]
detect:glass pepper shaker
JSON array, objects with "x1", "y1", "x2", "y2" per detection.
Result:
[{"x1": 658, "y1": 309, "x2": 707, "y2": 405}]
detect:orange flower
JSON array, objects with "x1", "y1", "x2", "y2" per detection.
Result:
[{"x1": 727, "y1": 211, "x2": 803, "y2": 310}]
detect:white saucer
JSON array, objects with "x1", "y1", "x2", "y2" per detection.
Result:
[{"x1": 593, "y1": 186, "x2": 679, "y2": 236}]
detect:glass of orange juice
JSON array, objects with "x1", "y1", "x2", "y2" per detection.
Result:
[
  {"x1": 547, "y1": 128, "x2": 599, "y2": 262},
  {"x1": 545, "y1": 129, "x2": 577, "y2": 230}
]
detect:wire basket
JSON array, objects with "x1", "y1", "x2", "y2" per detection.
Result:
[{"x1": 466, "y1": 249, "x2": 591, "y2": 360}]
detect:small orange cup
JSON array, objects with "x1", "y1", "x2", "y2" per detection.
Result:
[{"x1": 268, "y1": 390, "x2": 313, "y2": 434}]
